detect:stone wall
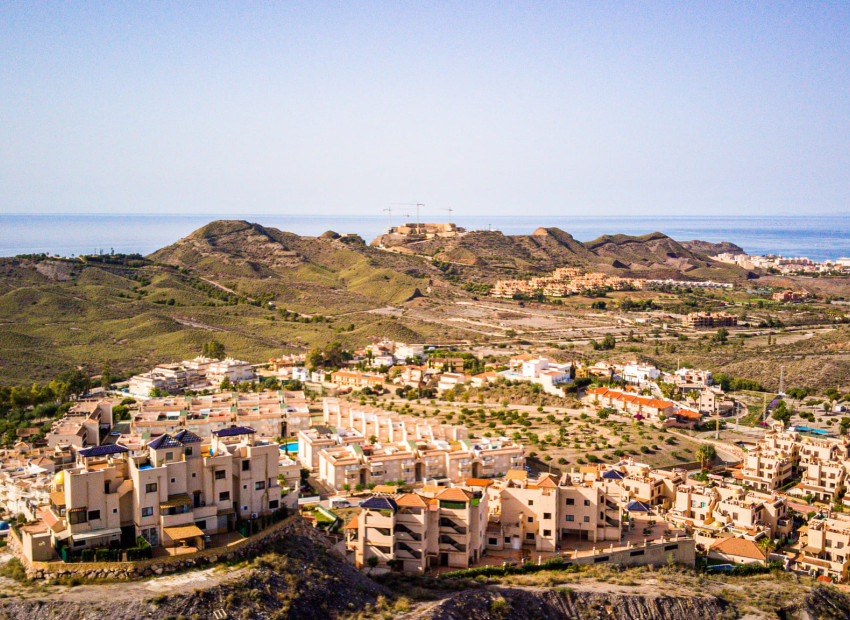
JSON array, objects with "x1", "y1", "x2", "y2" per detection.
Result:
[{"x1": 10, "y1": 515, "x2": 327, "y2": 581}]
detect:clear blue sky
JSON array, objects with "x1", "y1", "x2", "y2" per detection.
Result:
[{"x1": 1, "y1": 2, "x2": 848, "y2": 217}]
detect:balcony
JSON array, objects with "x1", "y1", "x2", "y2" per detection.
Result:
[
  {"x1": 395, "y1": 542, "x2": 422, "y2": 560},
  {"x1": 439, "y1": 535, "x2": 466, "y2": 553}
]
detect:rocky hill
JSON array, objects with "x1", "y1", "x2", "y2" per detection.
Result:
[
  {"x1": 372, "y1": 227, "x2": 753, "y2": 281},
  {"x1": 679, "y1": 239, "x2": 745, "y2": 257},
  {"x1": 1, "y1": 533, "x2": 848, "y2": 620}
]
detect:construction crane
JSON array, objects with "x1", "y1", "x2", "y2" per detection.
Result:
[
  {"x1": 441, "y1": 207, "x2": 454, "y2": 222},
  {"x1": 382, "y1": 207, "x2": 393, "y2": 231},
  {"x1": 391, "y1": 202, "x2": 424, "y2": 230}
]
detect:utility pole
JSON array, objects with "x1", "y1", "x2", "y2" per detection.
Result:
[{"x1": 779, "y1": 366, "x2": 785, "y2": 396}]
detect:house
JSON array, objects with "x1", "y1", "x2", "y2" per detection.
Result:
[{"x1": 708, "y1": 537, "x2": 767, "y2": 565}]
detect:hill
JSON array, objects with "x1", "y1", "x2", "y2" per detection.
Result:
[
  {"x1": 372, "y1": 227, "x2": 753, "y2": 281},
  {"x1": 679, "y1": 239, "x2": 745, "y2": 256},
  {"x1": 0, "y1": 221, "x2": 475, "y2": 383}
]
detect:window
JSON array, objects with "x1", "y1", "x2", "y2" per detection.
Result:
[
  {"x1": 113, "y1": 508, "x2": 118, "y2": 514},
  {"x1": 87, "y1": 510, "x2": 100, "y2": 521},
  {"x1": 145, "y1": 482, "x2": 157, "y2": 493},
  {"x1": 269, "y1": 478, "x2": 275, "y2": 487},
  {"x1": 255, "y1": 481, "x2": 265, "y2": 490},
  {"x1": 170, "y1": 478, "x2": 176, "y2": 484},
  {"x1": 195, "y1": 520, "x2": 206, "y2": 530},
  {"x1": 269, "y1": 500, "x2": 279, "y2": 509},
  {"x1": 543, "y1": 529, "x2": 551, "y2": 537},
  {"x1": 192, "y1": 473, "x2": 197, "y2": 478},
  {"x1": 165, "y1": 452, "x2": 173, "y2": 462},
  {"x1": 242, "y1": 460, "x2": 250, "y2": 471},
  {"x1": 504, "y1": 537, "x2": 510, "y2": 544},
  {"x1": 219, "y1": 492, "x2": 230, "y2": 501},
  {"x1": 528, "y1": 500, "x2": 534, "y2": 506},
  {"x1": 215, "y1": 470, "x2": 226, "y2": 480},
  {"x1": 141, "y1": 507, "x2": 153, "y2": 517},
  {"x1": 525, "y1": 533, "x2": 534, "y2": 540},
  {"x1": 185, "y1": 447, "x2": 193, "y2": 456},
  {"x1": 543, "y1": 512, "x2": 552, "y2": 520},
  {"x1": 565, "y1": 498, "x2": 574, "y2": 506},
  {"x1": 583, "y1": 500, "x2": 590, "y2": 506},
  {"x1": 73, "y1": 539, "x2": 86, "y2": 548},
  {"x1": 583, "y1": 516, "x2": 590, "y2": 522},
  {"x1": 527, "y1": 516, "x2": 533, "y2": 523},
  {"x1": 488, "y1": 537, "x2": 498, "y2": 545},
  {"x1": 566, "y1": 515, "x2": 574, "y2": 522},
  {"x1": 69, "y1": 510, "x2": 88, "y2": 525}
]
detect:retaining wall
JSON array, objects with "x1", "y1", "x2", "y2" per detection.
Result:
[{"x1": 9, "y1": 515, "x2": 325, "y2": 581}]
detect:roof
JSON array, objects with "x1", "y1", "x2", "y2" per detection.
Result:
[
  {"x1": 163, "y1": 524, "x2": 205, "y2": 540},
  {"x1": 49, "y1": 492, "x2": 66, "y2": 506},
  {"x1": 435, "y1": 487, "x2": 472, "y2": 502},
  {"x1": 148, "y1": 434, "x2": 183, "y2": 450},
  {"x1": 360, "y1": 496, "x2": 398, "y2": 511},
  {"x1": 602, "y1": 469, "x2": 625, "y2": 480},
  {"x1": 396, "y1": 493, "x2": 429, "y2": 508},
  {"x1": 174, "y1": 429, "x2": 202, "y2": 444},
  {"x1": 78, "y1": 444, "x2": 129, "y2": 458},
  {"x1": 625, "y1": 500, "x2": 651, "y2": 512},
  {"x1": 371, "y1": 484, "x2": 399, "y2": 494},
  {"x1": 710, "y1": 537, "x2": 767, "y2": 561},
  {"x1": 344, "y1": 514, "x2": 360, "y2": 530},
  {"x1": 465, "y1": 478, "x2": 494, "y2": 488},
  {"x1": 212, "y1": 426, "x2": 256, "y2": 437},
  {"x1": 505, "y1": 469, "x2": 528, "y2": 481}
]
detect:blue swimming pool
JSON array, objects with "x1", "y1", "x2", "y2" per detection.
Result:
[
  {"x1": 279, "y1": 442, "x2": 298, "y2": 453},
  {"x1": 793, "y1": 426, "x2": 829, "y2": 435}
]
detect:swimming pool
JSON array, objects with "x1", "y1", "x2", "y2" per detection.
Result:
[
  {"x1": 279, "y1": 442, "x2": 299, "y2": 453},
  {"x1": 793, "y1": 426, "x2": 829, "y2": 435}
]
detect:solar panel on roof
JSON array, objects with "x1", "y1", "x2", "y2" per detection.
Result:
[
  {"x1": 360, "y1": 496, "x2": 398, "y2": 511},
  {"x1": 173, "y1": 429, "x2": 202, "y2": 444},
  {"x1": 78, "y1": 444, "x2": 129, "y2": 458},
  {"x1": 211, "y1": 426, "x2": 256, "y2": 437}
]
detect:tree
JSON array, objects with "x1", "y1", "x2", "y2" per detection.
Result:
[
  {"x1": 202, "y1": 340, "x2": 226, "y2": 360},
  {"x1": 601, "y1": 333, "x2": 616, "y2": 350},
  {"x1": 100, "y1": 363, "x2": 113, "y2": 390},
  {"x1": 696, "y1": 443, "x2": 717, "y2": 468},
  {"x1": 220, "y1": 377, "x2": 232, "y2": 391},
  {"x1": 714, "y1": 328, "x2": 729, "y2": 343}
]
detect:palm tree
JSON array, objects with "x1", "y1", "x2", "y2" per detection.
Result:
[{"x1": 696, "y1": 443, "x2": 717, "y2": 469}]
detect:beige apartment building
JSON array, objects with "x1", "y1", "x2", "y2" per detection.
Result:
[
  {"x1": 347, "y1": 484, "x2": 488, "y2": 572},
  {"x1": 46, "y1": 400, "x2": 114, "y2": 449},
  {"x1": 669, "y1": 484, "x2": 792, "y2": 540},
  {"x1": 132, "y1": 390, "x2": 309, "y2": 440},
  {"x1": 23, "y1": 426, "x2": 282, "y2": 563},
  {"x1": 485, "y1": 471, "x2": 621, "y2": 553},
  {"x1": 741, "y1": 449, "x2": 794, "y2": 492},
  {"x1": 317, "y1": 435, "x2": 524, "y2": 491},
  {"x1": 799, "y1": 515, "x2": 850, "y2": 581}
]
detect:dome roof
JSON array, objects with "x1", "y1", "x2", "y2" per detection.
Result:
[{"x1": 53, "y1": 470, "x2": 65, "y2": 485}]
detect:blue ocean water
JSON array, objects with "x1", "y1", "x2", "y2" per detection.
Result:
[{"x1": 0, "y1": 214, "x2": 848, "y2": 262}]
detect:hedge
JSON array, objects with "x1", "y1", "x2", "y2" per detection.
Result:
[{"x1": 441, "y1": 556, "x2": 581, "y2": 579}]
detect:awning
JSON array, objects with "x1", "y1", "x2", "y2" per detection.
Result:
[
  {"x1": 217, "y1": 507, "x2": 235, "y2": 516},
  {"x1": 160, "y1": 493, "x2": 193, "y2": 509},
  {"x1": 164, "y1": 524, "x2": 204, "y2": 541},
  {"x1": 71, "y1": 527, "x2": 121, "y2": 542}
]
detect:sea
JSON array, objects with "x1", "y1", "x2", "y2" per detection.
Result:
[{"x1": 1, "y1": 214, "x2": 849, "y2": 262}]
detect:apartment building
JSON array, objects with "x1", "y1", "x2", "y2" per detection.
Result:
[
  {"x1": 585, "y1": 388, "x2": 676, "y2": 421},
  {"x1": 330, "y1": 371, "x2": 385, "y2": 390},
  {"x1": 621, "y1": 363, "x2": 661, "y2": 387},
  {"x1": 485, "y1": 470, "x2": 621, "y2": 553},
  {"x1": 347, "y1": 484, "x2": 488, "y2": 572},
  {"x1": 24, "y1": 425, "x2": 283, "y2": 562},
  {"x1": 47, "y1": 400, "x2": 114, "y2": 449},
  {"x1": 682, "y1": 312, "x2": 738, "y2": 328},
  {"x1": 315, "y1": 433, "x2": 524, "y2": 491},
  {"x1": 669, "y1": 484, "x2": 792, "y2": 540},
  {"x1": 206, "y1": 358, "x2": 255, "y2": 385},
  {"x1": 131, "y1": 391, "x2": 308, "y2": 440},
  {"x1": 322, "y1": 400, "x2": 467, "y2": 444},
  {"x1": 799, "y1": 515, "x2": 850, "y2": 581},
  {"x1": 498, "y1": 357, "x2": 571, "y2": 396},
  {"x1": 741, "y1": 449, "x2": 794, "y2": 492}
]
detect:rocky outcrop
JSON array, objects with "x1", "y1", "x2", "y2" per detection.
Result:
[{"x1": 407, "y1": 587, "x2": 732, "y2": 620}]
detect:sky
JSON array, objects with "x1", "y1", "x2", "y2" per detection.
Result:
[{"x1": 1, "y1": 2, "x2": 849, "y2": 218}]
